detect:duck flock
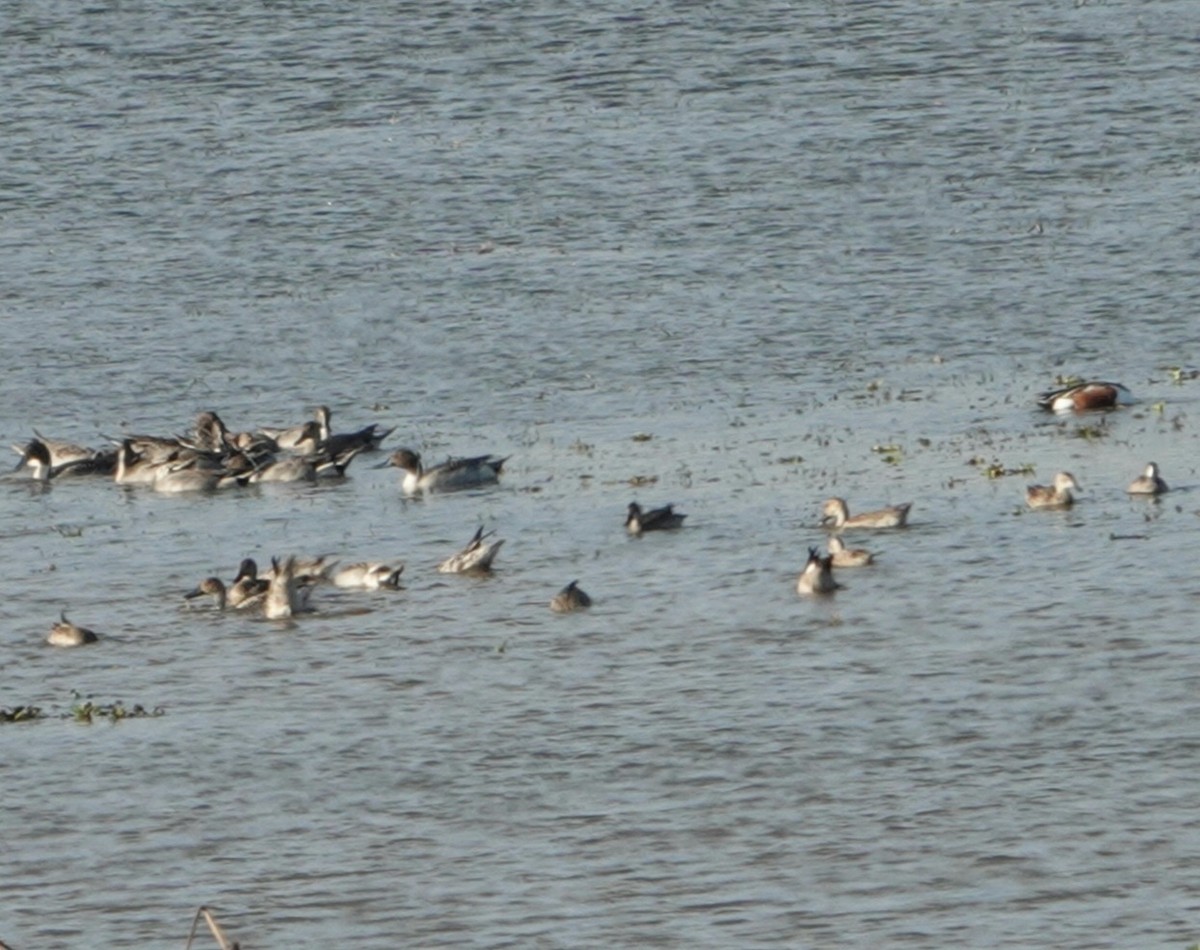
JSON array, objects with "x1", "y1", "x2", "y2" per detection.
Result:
[
  {"x1": 13, "y1": 379, "x2": 1165, "y2": 645},
  {"x1": 11, "y1": 403, "x2": 529, "y2": 643}
]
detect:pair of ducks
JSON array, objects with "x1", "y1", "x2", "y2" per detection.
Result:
[
  {"x1": 1025, "y1": 462, "x2": 1168, "y2": 510},
  {"x1": 798, "y1": 497, "x2": 909, "y2": 594}
]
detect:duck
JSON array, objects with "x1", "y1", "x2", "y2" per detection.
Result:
[
  {"x1": 820, "y1": 497, "x2": 911, "y2": 530},
  {"x1": 47, "y1": 611, "x2": 100, "y2": 646},
  {"x1": 1026, "y1": 471, "x2": 1081, "y2": 509},
  {"x1": 385, "y1": 448, "x2": 507, "y2": 494},
  {"x1": 625, "y1": 501, "x2": 687, "y2": 536},
  {"x1": 13, "y1": 438, "x2": 112, "y2": 481},
  {"x1": 151, "y1": 458, "x2": 243, "y2": 494},
  {"x1": 264, "y1": 555, "x2": 311, "y2": 619},
  {"x1": 828, "y1": 535, "x2": 875, "y2": 567},
  {"x1": 229, "y1": 558, "x2": 270, "y2": 608},
  {"x1": 262, "y1": 554, "x2": 337, "y2": 585},
  {"x1": 550, "y1": 580, "x2": 592, "y2": 613},
  {"x1": 113, "y1": 439, "x2": 160, "y2": 486},
  {"x1": 185, "y1": 577, "x2": 237, "y2": 611},
  {"x1": 437, "y1": 527, "x2": 504, "y2": 574},
  {"x1": 13, "y1": 432, "x2": 114, "y2": 471},
  {"x1": 1037, "y1": 380, "x2": 1134, "y2": 413},
  {"x1": 312, "y1": 405, "x2": 394, "y2": 456},
  {"x1": 256, "y1": 414, "x2": 318, "y2": 452},
  {"x1": 797, "y1": 547, "x2": 839, "y2": 595},
  {"x1": 1126, "y1": 461, "x2": 1168, "y2": 495},
  {"x1": 331, "y1": 562, "x2": 404, "y2": 590},
  {"x1": 25, "y1": 430, "x2": 95, "y2": 466}
]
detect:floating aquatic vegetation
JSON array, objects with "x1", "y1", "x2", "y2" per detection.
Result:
[
  {"x1": 968, "y1": 457, "x2": 1036, "y2": 479},
  {"x1": 3, "y1": 694, "x2": 165, "y2": 724},
  {"x1": 628, "y1": 474, "x2": 658, "y2": 487},
  {"x1": 1072, "y1": 421, "x2": 1109, "y2": 441},
  {"x1": 631, "y1": 432, "x2": 653, "y2": 442},
  {"x1": 70, "y1": 698, "x2": 165, "y2": 724},
  {"x1": 872, "y1": 443, "x2": 904, "y2": 465}
]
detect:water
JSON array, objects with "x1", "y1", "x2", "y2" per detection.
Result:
[{"x1": 4, "y1": 2, "x2": 1200, "y2": 947}]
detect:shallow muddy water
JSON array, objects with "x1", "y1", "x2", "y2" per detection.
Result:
[{"x1": 4, "y1": 2, "x2": 1200, "y2": 947}]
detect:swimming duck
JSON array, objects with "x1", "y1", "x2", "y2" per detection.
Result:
[
  {"x1": 47, "y1": 611, "x2": 100, "y2": 646},
  {"x1": 113, "y1": 440, "x2": 160, "y2": 485},
  {"x1": 820, "y1": 497, "x2": 911, "y2": 530},
  {"x1": 625, "y1": 502, "x2": 687, "y2": 536},
  {"x1": 550, "y1": 580, "x2": 592, "y2": 613},
  {"x1": 437, "y1": 527, "x2": 504, "y2": 574},
  {"x1": 386, "y1": 448, "x2": 507, "y2": 494},
  {"x1": 13, "y1": 439, "x2": 112, "y2": 481},
  {"x1": 1037, "y1": 380, "x2": 1134, "y2": 413},
  {"x1": 229, "y1": 558, "x2": 270, "y2": 607},
  {"x1": 1026, "y1": 471, "x2": 1081, "y2": 509},
  {"x1": 25, "y1": 430, "x2": 95, "y2": 466},
  {"x1": 1126, "y1": 462, "x2": 1168, "y2": 495},
  {"x1": 797, "y1": 547, "x2": 839, "y2": 595},
  {"x1": 828, "y1": 535, "x2": 876, "y2": 567},
  {"x1": 331, "y1": 562, "x2": 404, "y2": 590},
  {"x1": 257, "y1": 415, "x2": 318, "y2": 452},
  {"x1": 151, "y1": 458, "x2": 243, "y2": 494},
  {"x1": 185, "y1": 577, "x2": 236, "y2": 610},
  {"x1": 312, "y1": 405, "x2": 394, "y2": 456}
]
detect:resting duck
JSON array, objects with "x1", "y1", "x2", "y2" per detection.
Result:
[
  {"x1": 1026, "y1": 471, "x2": 1081, "y2": 509},
  {"x1": 820, "y1": 497, "x2": 911, "y2": 530},
  {"x1": 1126, "y1": 462, "x2": 1167, "y2": 496},
  {"x1": 47, "y1": 611, "x2": 100, "y2": 647},
  {"x1": 625, "y1": 502, "x2": 687, "y2": 536},
  {"x1": 828, "y1": 535, "x2": 875, "y2": 567}
]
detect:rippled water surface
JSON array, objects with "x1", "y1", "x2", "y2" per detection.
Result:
[{"x1": 5, "y1": 2, "x2": 1200, "y2": 948}]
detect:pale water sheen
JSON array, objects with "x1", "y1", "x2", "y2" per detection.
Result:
[{"x1": 4, "y1": 2, "x2": 1200, "y2": 948}]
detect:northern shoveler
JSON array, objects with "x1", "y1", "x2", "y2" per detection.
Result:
[{"x1": 1037, "y1": 380, "x2": 1134, "y2": 413}]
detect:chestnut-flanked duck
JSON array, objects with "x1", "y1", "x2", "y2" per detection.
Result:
[{"x1": 1037, "y1": 380, "x2": 1134, "y2": 413}]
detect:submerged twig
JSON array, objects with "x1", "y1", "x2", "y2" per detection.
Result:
[{"x1": 185, "y1": 906, "x2": 239, "y2": 950}]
